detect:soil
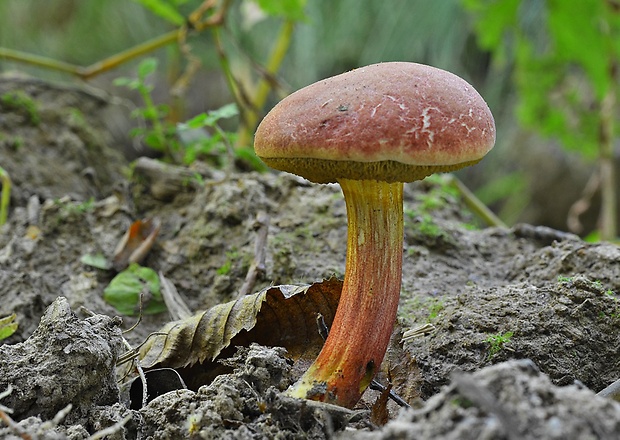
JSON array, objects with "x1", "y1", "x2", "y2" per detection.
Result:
[{"x1": 1, "y1": 76, "x2": 620, "y2": 439}]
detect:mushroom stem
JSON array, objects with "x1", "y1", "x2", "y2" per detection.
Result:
[{"x1": 287, "y1": 178, "x2": 404, "y2": 407}]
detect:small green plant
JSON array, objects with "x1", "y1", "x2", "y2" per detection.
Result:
[
  {"x1": 417, "y1": 214, "x2": 444, "y2": 239},
  {"x1": 1, "y1": 90, "x2": 40, "y2": 125},
  {"x1": 557, "y1": 275, "x2": 573, "y2": 283},
  {"x1": 103, "y1": 263, "x2": 166, "y2": 315},
  {"x1": 114, "y1": 58, "x2": 262, "y2": 169},
  {"x1": 217, "y1": 249, "x2": 239, "y2": 276},
  {"x1": 114, "y1": 58, "x2": 171, "y2": 157},
  {"x1": 60, "y1": 197, "x2": 95, "y2": 216},
  {"x1": 485, "y1": 331, "x2": 514, "y2": 359},
  {"x1": 420, "y1": 174, "x2": 460, "y2": 209},
  {"x1": 427, "y1": 298, "x2": 445, "y2": 321},
  {"x1": 0, "y1": 166, "x2": 11, "y2": 226},
  {"x1": 0, "y1": 313, "x2": 18, "y2": 341},
  {"x1": 405, "y1": 209, "x2": 452, "y2": 244},
  {"x1": 2, "y1": 134, "x2": 24, "y2": 151}
]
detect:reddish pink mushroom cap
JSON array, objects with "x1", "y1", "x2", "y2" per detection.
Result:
[{"x1": 254, "y1": 62, "x2": 496, "y2": 184}]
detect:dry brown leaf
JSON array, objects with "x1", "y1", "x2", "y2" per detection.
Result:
[
  {"x1": 112, "y1": 217, "x2": 161, "y2": 271},
  {"x1": 370, "y1": 380, "x2": 391, "y2": 426},
  {"x1": 384, "y1": 328, "x2": 424, "y2": 405},
  {"x1": 139, "y1": 278, "x2": 343, "y2": 388}
]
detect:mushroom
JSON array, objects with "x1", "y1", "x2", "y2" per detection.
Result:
[{"x1": 254, "y1": 62, "x2": 495, "y2": 408}]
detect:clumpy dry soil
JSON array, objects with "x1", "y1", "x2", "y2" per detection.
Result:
[{"x1": 1, "y1": 76, "x2": 620, "y2": 439}]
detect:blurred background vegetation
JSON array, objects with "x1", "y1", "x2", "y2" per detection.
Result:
[{"x1": 0, "y1": 0, "x2": 618, "y2": 239}]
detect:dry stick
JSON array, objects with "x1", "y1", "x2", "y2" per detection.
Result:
[
  {"x1": 236, "y1": 20, "x2": 296, "y2": 148},
  {"x1": 567, "y1": 170, "x2": 600, "y2": 234},
  {"x1": 116, "y1": 332, "x2": 170, "y2": 367},
  {"x1": 446, "y1": 175, "x2": 507, "y2": 229},
  {"x1": 118, "y1": 334, "x2": 150, "y2": 410},
  {"x1": 159, "y1": 271, "x2": 192, "y2": 321},
  {"x1": 212, "y1": 26, "x2": 256, "y2": 129},
  {"x1": 0, "y1": 387, "x2": 31, "y2": 440},
  {"x1": 170, "y1": 26, "x2": 202, "y2": 100},
  {"x1": 0, "y1": 409, "x2": 32, "y2": 440},
  {"x1": 172, "y1": 0, "x2": 233, "y2": 99},
  {"x1": 316, "y1": 314, "x2": 410, "y2": 408},
  {"x1": 237, "y1": 211, "x2": 270, "y2": 298},
  {"x1": 86, "y1": 415, "x2": 132, "y2": 440},
  {"x1": 598, "y1": 80, "x2": 617, "y2": 240},
  {"x1": 597, "y1": 377, "x2": 620, "y2": 402},
  {"x1": 190, "y1": 0, "x2": 232, "y2": 31},
  {"x1": 38, "y1": 404, "x2": 73, "y2": 434},
  {"x1": 188, "y1": 0, "x2": 218, "y2": 26}
]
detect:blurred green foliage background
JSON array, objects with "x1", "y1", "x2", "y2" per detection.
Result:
[{"x1": 0, "y1": 0, "x2": 618, "y2": 239}]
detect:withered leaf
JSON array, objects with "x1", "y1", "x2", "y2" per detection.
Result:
[
  {"x1": 139, "y1": 278, "x2": 343, "y2": 388},
  {"x1": 370, "y1": 380, "x2": 392, "y2": 426},
  {"x1": 113, "y1": 217, "x2": 161, "y2": 271}
]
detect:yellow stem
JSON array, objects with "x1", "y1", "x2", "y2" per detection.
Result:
[
  {"x1": 237, "y1": 20, "x2": 295, "y2": 148},
  {"x1": 0, "y1": 30, "x2": 180, "y2": 80},
  {"x1": 286, "y1": 179, "x2": 404, "y2": 407}
]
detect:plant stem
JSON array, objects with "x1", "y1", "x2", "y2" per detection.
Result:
[
  {"x1": 599, "y1": 67, "x2": 617, "y2": 241},
  {"x1": 79, "y1": 30, "x2": 180, "y2": 79},
  {"x1": 447, "y1": 174, "x2": 507, "y2": 228},
  {"x1": 0, "y1": 166, "x2": 11, "y2": 226},
  {"x1": 286, "y1": 179, "x2": 404, "y2": 407},
  {"x1": 0, "y1": 31, "x2": 179, "y2": 80},
  {"x1": 236, "y1": 20, "x2": 295, "y2": 148},
  {"x1": 139, "y1": 86, "x2": 170, "y2": 158}
]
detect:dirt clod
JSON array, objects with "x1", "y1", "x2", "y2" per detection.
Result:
[
  {"x1": 342, "y1": 359, "x2": 620, "y2": 440},
  {"x1": 0, "y1": 297, "x2": 123, "y2": 428}
]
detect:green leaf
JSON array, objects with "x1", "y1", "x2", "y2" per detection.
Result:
[
  {"x1": 131, "y1": 0, "x2": 185, "y2": 25},
  {"x1": 181, "y1": 104, "x2": 239, "y2": 130},
  {"x1": 182, "y1": 113, "x2": 209, "y2": 130},
  {"x1": 144, "y1": 131, "x2": 165, "y2": 150},
  {"x1": 467, "y1": 0, "x2": 618, "y2": 160},
  {"x1": 208, "y1": 103, "x2": 239, "y2": 121},
  {"x1": 80, "y1": 253, "x2": 113, "y2": 270},
  {"x1": 113, "y1": 77, "x2": 139, "y2": 89},
  {"x1": 255, "y1": 0, "x2": 307, "y2": 21},
  {"x1": 234, "y1": 146, "x2": 269, "y2": 171},
  {"x1": 547, "y1": 0, "x2": 610, "y2": 99},
  {"x1": 462, "y1": 0, "x2": 520, "y2": 63},
  {"x1": 138, "y1": 58, "x2": 158, "y2": 80},
  {"x1": 103, "y1": 263, "x2": 166, "y2": 315},
  {"x1": 0, "y1": 313, "x2": 18, "y2": 341}
]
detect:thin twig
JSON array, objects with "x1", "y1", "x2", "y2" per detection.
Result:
[
  {"x1": 116, "y1": 332, "x2": 169, "y2": 366},
  {"x1": 237, "y1": 20, "x2": 296, "y2": 147},
  {"x1": 118, "y1": 332, "x2": 149, "y2": 409},
  {"x1": 237, "y1": 211, "x2": 270, "y2": 298},
  {"x1": 159, "y1": 271, "x2": 192, "y2": 320},
  {"x1": 567, "y1": 170, "x2": 600, "y2": 234},
  {"x1": 0, "y1": 408, "x2": 32, "y2": 440},
  {"x1": 0, "y1": 0, "x2": 231, "y2": 81},
  {"x1": 446, "y1": 175, "x2": 507, "y2": 228},
  {"x1": 122, "y1": 287, "x2": 146, "y2": 334},
  {"x1": 86, "y1": 414, "x2": 132, "y2": 440},
  {"x1": 138, "y1": 361, "x2": 149, "y2": 410}
]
